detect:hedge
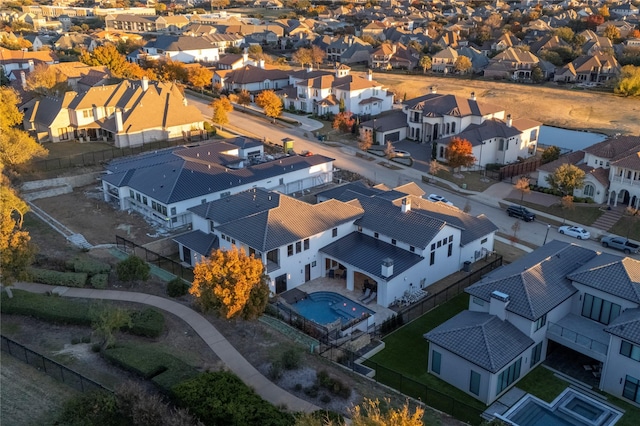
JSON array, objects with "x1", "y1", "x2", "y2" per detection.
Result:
[
  {"x1": 66, "y1": 257, "x2": 111, "y2": 275},
  {"x1": 89, "y1": 274, "x2": 108, "y2": 289},
  {"x1": 29, "y1": 268, "x2": 88, "y2": 287},
  {"x1": 128, "y1": 308, "x2": 165, "y2": 338}
]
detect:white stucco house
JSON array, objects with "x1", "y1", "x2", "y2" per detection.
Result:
[
  {"x1": 425, "y1": 240, "x2": 640, "y2": 406},
  {"x1": 176, "y1": 180, "x2": 497, "y2": 306},
  {"x1": 139, "y1": 35, "x2": 219, "y2": 63}
]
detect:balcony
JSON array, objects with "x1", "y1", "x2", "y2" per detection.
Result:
[
  {"x1": 612, "y1": 175, "x2": 640, "y2": 186},
  {"x1": 547, "y1": 314, "x2": 609, "y2": 361}
]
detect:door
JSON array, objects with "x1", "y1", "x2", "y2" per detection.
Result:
[
  {"x1": 305, "y1": 264, "x2": 311, "y2": 282},
  {"x1": 385, "y1": 131, "x2": 400, "y2": 142},
  {"x1": 182, "y1": 246, "x2": 191, "y2": 265},
  {"x1": 275, "y1": 274, "x2": 287, "y2": 294}
]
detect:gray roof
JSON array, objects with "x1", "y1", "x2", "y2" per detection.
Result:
[
  {"x1": 214, "y1": 193, "x2": 364, "y2": 252},
  {"x1": 315, "y1": 181, "x2": 382, "y2": 201},
  {"x1": 424, "y1": 311, "x2": 534, "y2": 373},
  {"x1": 189, "y1": 188, "x2": 280, "y2": 224},
  {"x1": 605, "y1": 308, "x2": 640, "y2": 346},
  {"x1": 437, "y1": 119, "x2": 523, "y2": 147},
  {"x1": 102, "y1": 140, "x2": 334, "y2": 204},
  {"x1": 403, "y1": 93, "x2": 503, "y2": 118},
  {"x1": 145, "y1": 35, "x2": 216, "y2": 51},
  {"x1": 466, "y1": 241, "x2": 598, "y2": 320},
  {"x1": 320, "y1": 232, "x2": 423, "y2": 281},
  {"x1": 567, "y1": 253, "x2": 640, "y2": 304},
  {"x1": 360, "y1": 109, "x2": 407, "y2": 132},
  {"x1": 172, "y1": 230, "x2": 218, "y2": 257}
]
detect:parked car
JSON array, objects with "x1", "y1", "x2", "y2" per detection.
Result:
[
  {"x1": 601, "y1": 235, "x2": 640, "y2": 254},
  {"x1": 506, "y1": 205, "x2": 535, "y2": 222},
  {"x1": 558, "y1": 225, "x2": 591, "y2": 240},
  {"x1": 428, "y1": 194, "x2": 454, "y2": 206},
  {"x1": 393, "y1": 150, "x2": 412, "y2": 158}
]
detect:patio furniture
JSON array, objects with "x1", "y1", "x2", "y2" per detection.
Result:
[
  {"x1": 334, "y1": 269, "x2": 344, "y2": 279},
  {"x1": 359, "y1": 288, "x2": 371, "y2": 301},
  {"x1": 328, "y1": 269, "x2": 335, "y2": 278},
  {"x1": 363, "y1": 292, "x2": 377, "y2": 305},
  {"x1": 583, "y1": 365, "x2": 593, "y2": 371}
]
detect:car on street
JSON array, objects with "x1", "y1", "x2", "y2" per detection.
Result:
[
  {"x1": 428, "y1": 194, "x2": 454, "y2": 206},
  {"x1": 558, "y1": 225, "x2": 591, "y2": 240},
  {"x1": 601, "y1": 235, "x2": 640, "y2": 254},
  {"x1": 506, "y1": 205, "x2": 535, "y2": 222}
]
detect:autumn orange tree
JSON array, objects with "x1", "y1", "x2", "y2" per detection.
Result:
[
  {"x1": 237, "y1": 89, "x2": 251, "y2": 111},
  {"x1": 25, "y1": 64, "x2": 70, "y2": 95},
  {"x1": 255, "y1": 90, "x2": 283, "y2": 123},
  {"x1": 515, "y1": 176, "x2": 530, "y2": 203},
  {"x1": 332, "y1": 111, "x2": 355, "y2": 133},
  {"x1": 210, "y1": 95, "x2": 233, "y2": 130},
  {"x1": 445, "y1": 137, "x2": 476, "y2": 172},
  {"x1": 190, "y1": 246, "x2": 270, "y2": 320},
  {"x1": 187, "y1": 65, "x2": 213, "y2": 93}
]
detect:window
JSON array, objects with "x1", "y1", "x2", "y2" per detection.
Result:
[
  {"x1": 279, "y1": 178, "x2": 284, "y2": 185},
  {"x1": 496, "y1": 358, "x2": 521, "y2": 394},
  {"x1": 472, "y1": 297, "x2": 484, "y2": 306},
  {"x1": 287, "y1": 244, "x2": 293, "y2": 257},
  {"x1": 170, "y1": 207, "x2": 176, "y2": 216},
  {"x1": 304, "y1": 239, "x2": 309, "y2": 250},
  {"x1": 82, "y1": 109, "x2": 91, "y2": 118},
  {"x1": 451, "y1": 122, "x2": 456, "y2": 133},
  {"x1": 469, "y1": 371, "x2": 480, "y2": 396},
  {"x1": 332, "y1": 228, "x2": 338, "y2": 237},
  {"x1": 431, "y1": 243, "x2": 435, "y2": 250},
  {"x1": 447, "y1": 243, "x2": 453, "y2": 257},
  {"x1": 296, "y1": 241, "x2": 302, "y2": 253},
  {"x1": 581, "y1": 293, "x2": 621, "y2": 325},
  {"x1": 530, "y1": 129, "x2": 538, "y2": 141},
  {"x1": 430, "y1": 250, "x2": 435, "y2": 266},
  {"x1": 621, "y1": 341, "x2": 640, "y2": 362},
  {"x1": 391, "y1": 239, "x2": 396, "y2": 245},
  {"x1": 358, "y1": 226, "x2": 362, "y2": 232},
  {"x1": 534, "y1": 314, "x2": 547, "y2": 331},
  {"x1": 129, "y1": 190, "x2": 134, "y2": 198},
  {"x1": 142, "y1": 196, "x2": 147, "y2": 205},
  {"x1": 220, "y1": 191, "x2": 231, "y2": 198},
  {"x1": 136, "y1": 193, "x2": 141, "y2": 202},
  {"x1": 201, "y1": 198, "x2": 207, "y2": 204},
  {"x1": 481, "y1": 237, "x2": 488, "y2": 244},
  {"x1": 530, "y1": 342, "x2": 543, "y2": 367},
  {"x1": 431, "y1": 350, "x2": 441, "y2": 374},
  {"x1": 374, "y1": 232, "x2": 379, "y2": 238},
  {"x1": 210, "y1": 221, "x2": 215, "y2": 232},
  {"x1": 437, "y1": 241, "x2": 442, "y2": 248},
  {"x1": 448, "y1": 236, "x2": 453, "y2": 243},
  {"x1": 623, "y1": 375, "x2": 640, "y2": 403},
  {"x1": 584, "y1": 184, "x2": 595, "y2": 197}
]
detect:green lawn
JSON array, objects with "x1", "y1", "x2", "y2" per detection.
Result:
[
  {"x1": 504, "y1": 198, "x2": 605, "y2": 226},
  {"x1": 432, "y1": 169, "x2": 496, "y2": 193},
  {"x1": 608, "y1": 216, "x2": 640, "y2": 242}
]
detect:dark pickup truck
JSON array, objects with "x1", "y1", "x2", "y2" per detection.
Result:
[{"x1": 601, "y1": 235, "x2": 640, "y2": 254}]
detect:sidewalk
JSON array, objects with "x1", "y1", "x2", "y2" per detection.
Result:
[{"x1": 11, "y1": 282, "x2": 319, "y2": 414}]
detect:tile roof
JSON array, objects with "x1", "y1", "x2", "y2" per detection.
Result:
[
  {"x1": 584, "y1": 135, "x2": 640, "y2": 160},
  {"x1": 466, "y1": 241, "x2": 598, "y2": 320},
  {"x1": 404, "y1": 93, "x2": 503, "y2": 118},
  {"x1": 424, "y1": 311, "x2": 534, "y2": 373},
  {"x1": 567, "y1": 254, "x2": 640, "y2": 303},
  {"x1": 320, "y1": 232, "x2": 423, "y2": 281},
  {"x1": 173, "y1": 230, "x2": 218, "y2": 257},
  {"x1": 538, "y1": 150, "x2": 585, "y2": 173},
  {"x1": 604, "y1": 308, "x2": 640, "y2": 345},
  {"x1": 223, "y1": 65, "x2": 289, "y2": 84}
]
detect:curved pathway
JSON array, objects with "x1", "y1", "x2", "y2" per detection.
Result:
[{"x1": 12, "y1": 282, "x2": 319, "y2": 414}]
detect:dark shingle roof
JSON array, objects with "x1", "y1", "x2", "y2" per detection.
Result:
[
  {"x1": 567, "y1": 254, "x2": 640, "y2": 303},
  {"x1": 424, "y1": 311, "x2": 534, "y2": 373},
  {"x1": 172, "y1": 230, "x2": 218, "y2": 257},
  {"x1": 604, "y1": 308, "x2": 640, "y2": 345},
  {"x1": 320, "y1": 232, "x2": 423, "y2": 281},
  {"x1": 466, "y1": 241, "x2": 598, "y2": 320},
  {"x1": 189, "y1": 188, "x2": 281, "y2": 224},
  {"x1": 403, "y1": 93, "x2": 503, "y2": 118}
]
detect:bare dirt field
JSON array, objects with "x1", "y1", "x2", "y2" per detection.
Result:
[{"x1": 371, "y1": 73, "x2": 640, "y2": 136}]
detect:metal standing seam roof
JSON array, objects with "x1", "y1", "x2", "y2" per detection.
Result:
[
  {"x1": 424, "y1": 310, "x2": 534, "y2": 373},
  {"x1": 466, "y1": 241, "x2": 599, "y2": 321},
  {"x1": 567, "y1": 254, "x2": 640, "y2": 304},
  {"x1": 320, "y1": 232, "x2": 424, "y2": 281},
  {"x1": 604, "y1": 308, "x2": 640, "y2": 346}
]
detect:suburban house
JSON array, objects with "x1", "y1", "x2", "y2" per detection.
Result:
[
  {"x1": 0, "y1": 48, "x2": 58, "y2": 75},
  {"x1": 536, "y1": 135, "x2": 640, "y2": 207},
  {"x1": 324, "y1": 35, "x2": 372, "y2": 64},
  {"x1": 178, "y1": 180, "x2": 497, "y2": 306},
  {"x1": 138, "y1": 35, "x2": 220, "y2": 63},
  {"x1": 553, "y1": 53, "x2": 621, "y2": 84},
  {"x1": 277, "y1": 65, "x2": 394, "y2": 117},
  {"x1": 102, "y1": 137, "x2": 335, "y2": 229},
  {"x1": 360, "y1": 90, "x2": 541, "y2": 166},
  {"x1": 425, "y1": 240, "x2": 640, "y2": 406},
  {"x1": 23, "y1": 78, "x2": 204, "y2": 147},
  {"x1": 369, "y1": 43, "x2": 419, "y2": 70},
  {"x1": 484, "y1": 47, "x2": 542, "y2": 80},
  {"x1": 105, "y1": 14, "x2": 190, "y2": 34},
  {"x1": 213, "y1": 62, "x2": 290, "y2": 93},
  {"x1": 431, "y1": 47, "x2": 459, "y2": 73}
]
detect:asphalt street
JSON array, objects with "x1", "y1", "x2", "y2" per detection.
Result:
[{"x1": 187, "y1": 95, "x2": 625, "y2": 257}]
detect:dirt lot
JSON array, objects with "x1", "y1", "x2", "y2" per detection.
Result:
[{"x1": 372, "y1": 73, "x2": 640, "y2": 136}]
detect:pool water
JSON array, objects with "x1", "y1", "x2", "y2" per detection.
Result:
[
  {"x1": 291, "y1": 291, "x2": 374, "y2": 325},
  {"x1": 510, "y1": 401, "x2": 582, "y2": 426}
]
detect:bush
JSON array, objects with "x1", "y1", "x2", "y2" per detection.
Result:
[
  {"x1": 1, "y1": 290, "x2": 92, "y2": 326},
  {"x1": 320, "y1": 394, "x2": 331, "y2": 404},
  {"x1": 173, "y1": 372, "x2": 294, "y2": 426},
  {"x1": 66, "y1": 257, "x2": 111, "y2": 275},
  {"x1": 89, "y1": 273, "x2": 108, "y2": 289},
  {"x1": 316, "y1": 370, "x2": 351, "y2": 399},
  {"x1": 116, "y1": 256, "x2": 150, "y2": 282},
  {"x1": 28, "y1": 268, "x2": 88, "y2": 287},
  {"x1": 268, "y1": 361, "x2": 283, "y2": 380},
  {"x1": 281, "y1": 349, "x2": 301, "y2": 370},
  {"x1": 56, "y1": 391, "x2": 121, "y2": 425},
  {"x1": 166, "y1": 277, "x2": 190, "y2": 298},
  {"x1": 129, "y1": 308, "x2": 165, "y2": 338}
]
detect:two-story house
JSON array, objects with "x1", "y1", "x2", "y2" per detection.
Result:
[
  {"x1": 213, "y1": 61, "x2": 290, "y2": 93},
  {"x1": 484, "y1": 47, "x2": 541, "y2": 80},
  {"x1": 425, "y1": 240, "x2": 640, "y2": 406},
  {"x1": 431, "y1": 47, "x2": 459, "y2": 74},
  {"x1": 139, "y1": 35, "x2": 219, "y2": 63}
]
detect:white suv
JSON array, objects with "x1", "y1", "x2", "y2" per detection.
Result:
[{"x1": 427, "y1": 194, "x2": 454, "y2": 206}]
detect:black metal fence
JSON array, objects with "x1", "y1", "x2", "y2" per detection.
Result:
[
  {"x1": 115, "y1": 235, "x2": 194, "y2": 282},
  {"x1": 1, "y1": 335, "x2": 110, "y2": 394}
]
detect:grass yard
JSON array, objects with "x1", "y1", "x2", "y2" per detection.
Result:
[
  {"x1": 433, "y1": 169, "x2": 497, "y2": 193},
  {"x1": 365, "y1": 292, "x2": 486, "y2": 422},
  {"x1": 608, "y1": 216, "x2": 640, "y2": 242},
  {"x1": 504, "y1": 198, "x2": 605, "y2": 227}
]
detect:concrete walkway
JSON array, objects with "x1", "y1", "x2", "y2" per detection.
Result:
[{"x1": 12, "y1": 282, "x2": 319, "y2": 414}]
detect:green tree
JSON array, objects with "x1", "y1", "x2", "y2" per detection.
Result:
[
  {"x1": 553, "y1": 27, "x2": 575, "y2": 43},
  {"x1": 445, "y1": 137, "x2": 476, "y2": 172},
  {"x1": 116, "y1": 255, "x2": 150, "y2": 283},
  {"x1": 255, "y1": 90, "x2": 282, "y2": 123},
  {"x1": 531, "y1": 65, "x2": 544, "y2": 83},
  {"x1": 614, "y1": 65, "x2": 640, "y2": 97},
  {"x1": 541, "y1": 145, "x2": 561, "y2": 163},
  {"x1": 190, "y1": 246, "x2": 269, "y2": 319},
  {"x1": 454, "y1": 55, "x2": 472, "y2": 74},
  {"x1": 419, "y1": 55, "x2": 432, "y2": 74},
  {"x1": 187, "y1": 65, "x2": 213, "y2": 93},
  {"x1": 211, "y1": 95, "x2": 233, "y2": 130},
  {"x1": 92, "y1": 306, "x2": 132, "y2": 349},
  {"x1": 545, "y1": 163, "x2": 586, "y2": 196}
]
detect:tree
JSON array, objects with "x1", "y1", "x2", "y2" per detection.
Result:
[
  {"x1": 531, "y1": 65, "x2": 544, "y2": 83},
  {"x1": 599, "y1": 5, "x2": 610, "y2": 20},
  {"x1": 156, "y1": 58, "x2": 188, "y2": 83},
  {"x1": 541, "y1": 145, "x2": 561, "y2": 163},
  {"x1": 515, "y1": 176, "x2": 530, "y2": 203},
  {"x1": 445, "y1": 137, "x2": 476, "y2": 172},
  {"x1": 92, "y1": 306, "x2": 132, "y2": 349},
  {"x1": 237, "y1": 89, "x2": 251, "y2": 111},
  {"x1": 511, "y1": 220, "x2": 521, "y2": 245},
  {"x1": 248, "y1": 44, "x2": 263, "y2": 56},
  {"x1": 210, "y1": 95, "x2": 233, "y2": 130},
  {"x1": 603, "y1": 25, "x2": 620, "y2": 41},
  {"x1": 80, "y1": 44, "x2": 140, "y2": 79},
  {"x1": 210, "y1": 0, "x2": 230, "y2": 10},
  {"x1": 545, "y1": 163, "x2": 586, "y2": 196},
  {"x1": 190, "y1": 246, "x2": 269, "y2": 319},
  {"x1": 25, "y1": 64, "x2": 70, "y2": 96},
  {"x1": 419, "y1": 55, "x2": 432, "y2": 74},
  {"x1": 187, "y1": 65, "x2": 213, "y2": 93},
  {"x1": 614, "y1": 65, "x2": 640, "y2": 97},
  {"x1": 310, "y1": 45, "x2": 326, "y2": 69},
  {"x1": 454, "y1": 56, "x2": 472, "y2": 74},
  {"x1": 358, "y1": 130, "x2": 372, "y2": 151},
  {"x1": 553, "y1": 27, "x2": 575, "y2": 43},
  {"x1": 255, "y1": 90, "x2": 282, "y2": 123},
  {"x1": 116, "y1": 255, "x2": 150, "y2": 283},
  {"x1": 429, "y1": 159, "x2": 446, "y2": 181},
  {"x1": 338, "y1": 97, "x2": 345, "y2": 113},
  {"x1": 384, "y1": 141, "x2": 395, "y2": 163},
  {"x1": 292, "y1": 47, "x2": 313, "y2": 67},
  {"x1": 332, "y1": 111, "x2": 355, "y2": 133},
  {"x1": 560, "y1": 194, "x2": 574, "y2": 224},
  {"x1": 586, "y1": 14, "x2": 605, "y2": 30},
  {"x1": 155, "y1": 2, "x2": 167, "y2": 13}
]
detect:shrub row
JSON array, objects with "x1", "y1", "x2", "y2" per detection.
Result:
[
  {"x1": 128, "y1": 308, "x2": 165, "y2": 338},
  {"x1": 65, "y1": 257, "x2": 111, "y2": 275},
  {"x1": 89, "y1": 274, "x2": 108, "y2": 289},
  {"x1": 29, "y1": 268, "x2": 88, "y2": 287}
]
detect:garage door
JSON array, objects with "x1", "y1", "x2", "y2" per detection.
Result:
[{"x1": 385, "y1": 131, "x2": 400, "y2": 142}]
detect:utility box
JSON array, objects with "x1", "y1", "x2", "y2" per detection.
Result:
[
  {"x1": 463, "y1": 261, "x2": 472, "y2": 272},
  {"x1": 282, "y1": 137, "x2": 294, "y2": 153}
]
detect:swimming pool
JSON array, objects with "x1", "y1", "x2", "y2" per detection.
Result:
[{"x1": 291, "y1": 291, "x2": 374, "y2": 326}]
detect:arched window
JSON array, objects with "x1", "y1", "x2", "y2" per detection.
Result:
[{"x1": 584, "y1": 184, "x2": 595, "y2": 197}]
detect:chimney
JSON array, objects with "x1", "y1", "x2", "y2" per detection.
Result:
[
  {"x1": 306, "y1": 65, "x2": 313, "y2": 73},
  {"x1": 20, "y1": 71, "x2": 26, "y2": 90},
  {"x1": 28, "y1": 60, "x2": 34, "y2": 73},
  {"x1": 115, "y1": 109, "x2": 123, "y2": 133},
  {"x1": 348, "y1": 35, "x2": 354, "y2": 46},
  {"x1": 392, "y1": 44, "x2": 397, "y2": 54},
  {"x1": 430, "y1": 85, "x2": 437, "y2": 94},
  {"x1": 141, "y1": 76, "x2": 149, "y2": 92},
  {"x1": 242, "y1": 47, "x2": 248, "y2": 63},
  {"x1": 401, "y1": 197, "x2": 411, "y2": 213},
  {"x1": 259, "y1": 59, "x2": 265, "y2": 69},
  {"x1": 489, "y1": 290, "x2": 510, "y2": 321},
  {"x1": 506, "y1": 114, "x2": 512, "y2": 127},
  {"x1": 367, "y1": 69, "x2": 373, "y2": 81},
  {"x1": 92, "y1": 105, "x2": 99, "y2": 120},
  {"x1": 381, "y1": 258, "x2": 394, "y2": 278},
  {"x1": 470, "y1": 91, "x2": 476, "y2": 101},
  {"x1": 183, "y1": 97, "x2": 188, "y2": 106}
]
